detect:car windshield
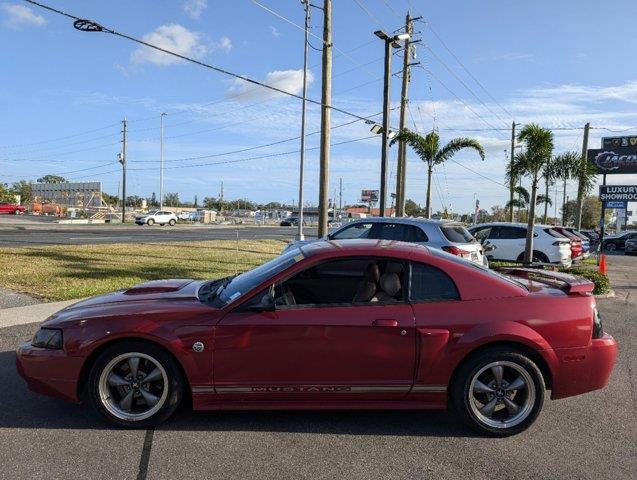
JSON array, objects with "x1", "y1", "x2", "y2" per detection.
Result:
[
  {"x1": 147, "y1": 211, "x2": 159, "y2": 215},
  {"x1": 215, "y1": 247, "x2": 305, "y2": 306},
  {"x1": 440, "y1": 224, "x2": 475, "y2": 243}
]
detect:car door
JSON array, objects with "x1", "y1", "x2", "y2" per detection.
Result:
[
  {"x1": 213, "y1": 256, "x2": 416, "y2": 401},
  {"x1": 488, "y1": 226, "x2": 526, "y2": 260}
]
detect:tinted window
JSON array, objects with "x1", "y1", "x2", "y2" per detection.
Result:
[
  {"x1": 495, "y1": 226, "x2": 526, "y2": 239},
  {"x1": 277, "y1": 258, "x2": 406, "y2": 306},
  {"x1": 409, "y1": 263, "x2": 459, "y2": 301},
  {"x1": 331, "y1": 223, "x2": 373, "y2": 240},
  {"x1": 376, "y1": 223, "x2": 428, "y2": 242},
  {"x1": 545, "y1": 228, "x2": 567, "y2": 239},
  {"x1": 440, "y1": 224, "x2": 474, "y2": 243},
  {"x1": 472, "y1": 227, "x2": 491, "y2": 241}
]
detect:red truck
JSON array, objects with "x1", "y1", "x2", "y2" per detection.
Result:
[{"x1": 0, "y1": 203, "x2": 25, "y2": 214}]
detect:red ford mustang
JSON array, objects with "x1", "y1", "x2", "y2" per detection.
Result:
[{"x1": 16, "y1": 240, "x2": 617, "y2": 436}]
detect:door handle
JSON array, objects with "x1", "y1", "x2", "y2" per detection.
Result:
[{"x1": 372, "y1": 319, "x2": 398, "y2": 327}]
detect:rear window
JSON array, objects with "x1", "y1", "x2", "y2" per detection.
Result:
[
  {"x1": 544, "y1": 228, "x2": 567, "y2": 239},
  {"x1": 440, "y1": 224, "x2": 474, "y2": 243}
]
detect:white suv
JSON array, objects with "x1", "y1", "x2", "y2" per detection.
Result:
[
  {"x1": 468, "y1": 222, "x2": 572, "y2": 266},
  {"x1": 135, "y1": 210, "x2": 178, "y2": 226}
]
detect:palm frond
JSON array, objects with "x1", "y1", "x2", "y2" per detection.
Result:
[
  {"x1": 513, "y1": 185, "x2": 530, "y2": 204},
  {"x1": 536, "y1": 194, "x2": 553, "y2": 206},
  {"x1": 390, "y1": 128, "x2": 437, "y2": 165},
  {"x1": 505, "y1": 198, "x2": 526, "y2": 209},
  {"x1": 434, "y1": 137, "x2": 485, "y2": 165}
]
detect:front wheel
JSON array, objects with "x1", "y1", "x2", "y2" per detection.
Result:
[
  {"x1": 605, "y1": 243, "x2": 616, "y2": 252},
  {"x1": 87, "y1": 341, "x2": 184, "y2": 428},
  {"x1": 452, "y1": 349, "x2": 545, "y2": 436},
  {"x1": 168, "y1": 219, "x2": 176, "y2": 226},
  {"x1": 147, "y1": 218, "x2": 155, "y2": 226}
]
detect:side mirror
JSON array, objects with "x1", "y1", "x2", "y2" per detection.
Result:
[
  {"x1": 483, "y1": 242, "x2": 496, "y2": 252},
  {"x1": 250, "y1": 292, "x2": 275, "y2": 312}
]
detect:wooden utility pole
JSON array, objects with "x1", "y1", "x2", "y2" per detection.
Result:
[
  {"x1": 575, "y1": 122, "x2": 590, "y2": 230},
  {"x1": 317, "y1": 0, "x2": 332, "y2": 237},
  {"x1": 378, "y1": 34, "x2": 393, "y2": 218},
  {"x1": 395, "y1": 12, "x2": 413, "y2": 217},
  {"x1": 296, "y1": 0, "x2": 311, "y2": 241},
  {"x1": 508, "y1": 121, "x2": 516, "y2": 222},
  {"x1": 120, "y1": 118, "x2": 127, "y2": 224}
]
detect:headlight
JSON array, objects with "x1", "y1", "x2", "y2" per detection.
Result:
[{"x1": 31, "y1": 328, "x2": 63, "y2": 349}]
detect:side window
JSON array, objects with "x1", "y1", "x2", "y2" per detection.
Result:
[
  {"x1": 275, "y1": 258, "x2": 406, "y2": 307},
  {"x1": 497, "y1": 226, "x2": 526, "y2": 239},
  {"x1": 405, "y1": 225, "x2": 428, "y2": 242},
  {"x1": 409, "y1": 262, "x2": 459, "y2": 302},
  {"x1": 331, "y1": 223, "x2": 373, "y2": 240},
  {"x1": 472, "y1": 227, "x2": 491, "y2": 241},
  {"x1": 377, "y1": 223, "x2": 407, "y2": 241}
]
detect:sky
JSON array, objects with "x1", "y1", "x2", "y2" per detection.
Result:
[{"x1": 1, "y1": 0, "x2": 637, "y2": 213}]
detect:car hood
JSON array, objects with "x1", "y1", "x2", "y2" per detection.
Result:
[{"x1": 42, "y1": 279, "x2": 208, "y2": 327}]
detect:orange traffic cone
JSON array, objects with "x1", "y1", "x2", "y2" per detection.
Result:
[{"x1": 599, "y1": 254, "x2": 607, "y2": 275}]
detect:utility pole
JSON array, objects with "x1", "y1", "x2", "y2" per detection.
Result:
[
  {"x1": 338, "y1": 177, "x2": 343, "y2": 218},
  {"x1": 296, "y1": 0, "x2": 311, "y2": 240},
  {"x1": 160, "y1": 113, "x2": 166, "y2": 210},
  {"x1": 508, "y1": 121, "x2": 516, "y2": 222},
  {"x1": 119, "y1": 118, "x2": 127, "y2": 223},
  {"x1": 395, "y1": 12, "x2": 414, "y2": 217},
  {"x1": 575, "y1": 122, "x2": 590, "y2": 230},
  {"x1": 378, "y1": 34, "x2": 393, "y2": 218},
  {"x1": 317, "y1": 0, "x2": 332, "y2": 237}
]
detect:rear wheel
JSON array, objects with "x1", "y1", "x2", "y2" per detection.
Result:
[
  {"x1": 605, "y1": 243, "x2": 616, "y2": 252},
  {"x1": 516, "y1": 251, "x2": 549, "y2": 263},
  {"x1": 87, "y1": 340, "x2": 184, "y2": 428},
  {"x1": 147, "y1": 218, "x2": 155, "y2": 226},
  {"x1": 452, "y1": 348, "x2": 545, "y2": 436}
]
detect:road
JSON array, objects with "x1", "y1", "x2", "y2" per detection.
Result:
[
  {"x1": 0, "y1": 216, "x2": 317, "y2": 247},
  {"x1": 0, "y1": 256, "x2": 635, "y2": 479}
]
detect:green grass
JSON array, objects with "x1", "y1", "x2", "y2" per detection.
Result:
[{"x1": 0, "y1": 240, "x2": 284, "y2": 301}]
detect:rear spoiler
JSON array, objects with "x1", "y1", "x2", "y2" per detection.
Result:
[{"x1": 495, "y1": 267, "x2": 595, "y2": 296}]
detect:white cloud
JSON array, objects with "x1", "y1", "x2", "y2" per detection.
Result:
[
  {"x1": 131, "y1": 24, "x2": 207, "y2": 66},
  {"x1": 183, "y1": 0, "x2": 207, "y2": 19},
  {"x1": 227, "y1": 69, "x2": 314, "y2": 101},
  {"x1": 214, "y1": 36, "x2": 232, "y2": 53},
  {"x1": 1, "y1": 3, "x2": 45, "y2": 28},
  {"x1": 269, "y1": 26, "x2": 280, "y2": 38}
]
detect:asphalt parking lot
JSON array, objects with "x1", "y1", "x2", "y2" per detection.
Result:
[
  {"x1": 0, "y1": 256, "x2": 635, "y2": 480},
  {"x1": 0, "y1": 215, "x2": 317, "y2": 246}
]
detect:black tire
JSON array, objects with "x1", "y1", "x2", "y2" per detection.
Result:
[
  {"x1": 168, "y1": 219, "x2": 176, "y2": 226},
  {"x1": 451, "y1": 348, "x2": 545, "y2": 437},
  {"x1": 86, "y1": 340, "x2": 184, "y2": 428},
  {"x1": 516, "y1": 251, "x2": 549, "y2": 264},
  {"x1": 605, "y1": 243, "x2": 616, "y2": 252},
  {"x1": 147, "y1": 218, "x2": 155, "y2": 226}
]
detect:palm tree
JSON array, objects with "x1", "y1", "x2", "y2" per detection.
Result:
[
  {"x1": 550, "y1": 152, "x2": 583, "y2": 225},
  {"x1": 510, "y1": 124, "x2": 554, "y2": 264},
  {"x1": 505, "y1": 185, "x2": 529, "y2": 219},
  {"x1": 390, "y1": 129, "x2": 485, "y2": 218}
]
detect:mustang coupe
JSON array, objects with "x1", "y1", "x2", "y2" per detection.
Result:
[{"x1": 16, "y1": 240, "x2": 617, "y2": 436}]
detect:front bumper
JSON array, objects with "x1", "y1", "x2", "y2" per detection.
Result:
[
  {"x1": 551, "y1": 333, "x2": 618, "y2": 400},
  {"x1": 16, "y1": 341, "x2": 84, "y2": 403}
]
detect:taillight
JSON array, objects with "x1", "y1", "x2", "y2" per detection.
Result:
[{"x1": 442, "y1": 246, "x2": 471, "y2": 259}]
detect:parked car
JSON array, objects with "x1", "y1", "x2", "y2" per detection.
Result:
[
  {"x1": 134, "y1": 210, "x2": 178, "y2": 226},
  {"x1": 285, "y1": 217, "x2": 487, "y2": 265},
  {"x1": 580, "y1": 229, "x2": 600, "y2": 248},
  {"x1": 0, "y1": 203, "x2": 25, "y2": 214},
  {"x1": 562, "y1": 227, "x2": 594, "y2": 257},
  {"x1": 16, "y1": 240, "x2": 617, "y2": 435},
  {"x1": 551, "y1": 227, "x2": 586, "y2": 260},
  {"x1": 468, "y1": 222, "x2": 572, "y2": 266},
  {"x1": 625, "y1": 238, "x2": 637, "y2": 255},
  {"x1": 602, "y1": 231, "x2": 637, "y2": 252},
  {"x1": 280, "y1": 216, "x2": 305, "y2": 227}
]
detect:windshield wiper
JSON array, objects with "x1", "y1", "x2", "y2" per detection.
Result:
[{"x1": 199, "y1": 275, "x2": 236, "y2": 304}]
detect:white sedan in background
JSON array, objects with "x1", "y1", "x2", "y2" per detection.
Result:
[{"x1": 134, "y1": 210, "x2": 178, "y2": 226}]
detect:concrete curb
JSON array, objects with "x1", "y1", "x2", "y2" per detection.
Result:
[{"x1": 0, "y1": 300, "x2": 79, "y2": 328}]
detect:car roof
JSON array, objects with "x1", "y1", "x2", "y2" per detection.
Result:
[
  {"x1": 299, "y1": 238, "x2": 430, "y2": 258},
  {"x1": 344, "y1": 217, "x2": 460, "y2": 226}
]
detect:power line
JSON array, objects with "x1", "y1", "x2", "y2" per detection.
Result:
[
  {"x1": 24, "y1": 0, "x2": 379, "y2": 124},
  {"x1": 419, "y1": 19, "x2": 514, "y2": 120},
  {"x1": 352, "y1": 0, "x2": 387, "y2": 29},
  {"x1": 0, "y1": 122, "x2": 119, "y2": 149}
]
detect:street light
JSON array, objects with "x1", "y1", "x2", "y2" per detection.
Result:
[
  {"x1": 374, "y1": 30, "x2": 410, "y2": 217},
  {"x1": 160, "y1": 112, "x2": 166, "y2": 210}
]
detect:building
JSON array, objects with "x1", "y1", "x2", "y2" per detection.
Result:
[{"x1": 31, "y1": 182, "x2": 103, "y2": 209}]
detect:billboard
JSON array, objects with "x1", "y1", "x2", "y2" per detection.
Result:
[
  {"x1": 602, "y1": 136, "x2": 637, "y2": 149},
  {"x1": 599, "y1": 185, "x2": 637, "y2": 202},
  {"x1": 587, "y1": 148, "x2": 637, "y2": 174},
  {"x1": 360, "y1": 189, "x2": 379, "y2": 203},
  {"x1": 32, "y1": 182, "x2": 103, "y2": 208}
]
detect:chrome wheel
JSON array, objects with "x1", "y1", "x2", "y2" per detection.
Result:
[
  {"x1": 98, "y1": 352, "x2": 168, "y2": 422},
  {"x1": 468, "y1": 361, "x2": 536, "y2": 429}
]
